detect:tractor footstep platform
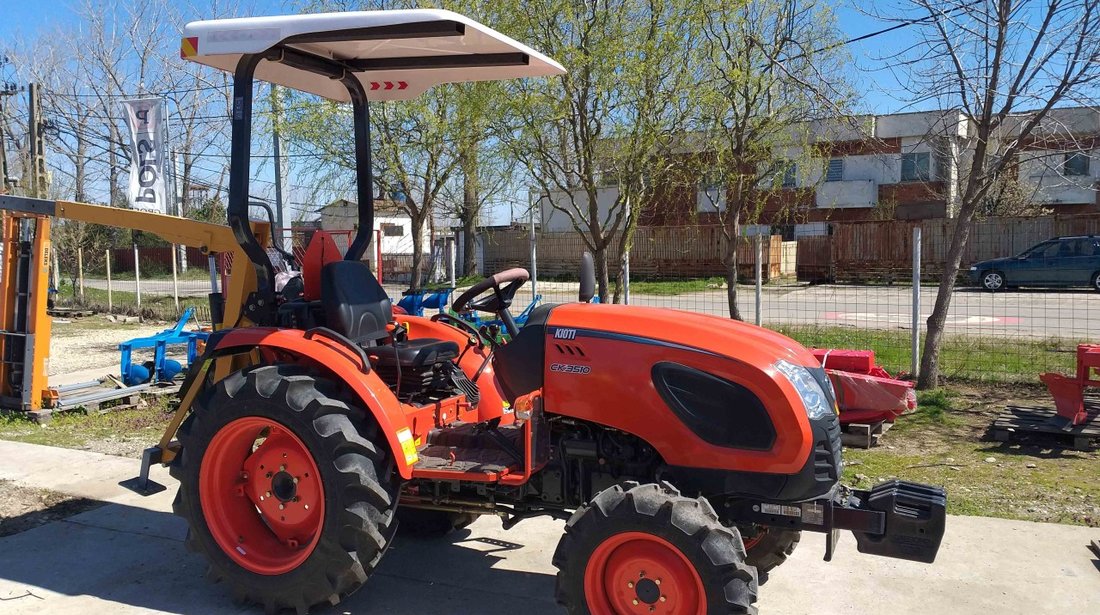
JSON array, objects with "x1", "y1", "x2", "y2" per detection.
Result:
[{"x1": 119, "y1": 476, "x2": 168, "y2": 496}]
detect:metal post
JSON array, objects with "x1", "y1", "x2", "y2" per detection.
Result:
[
  {"x1": 133, "y1": 243, "x2": 141, "y2": 309},
  {"x1": 207, "y1": 255, "x2": 219, "y2": 293},
  {"x1": 911, "y1": 226, "x2": 922, "y2": 378},
  {"x1": 76, "y1": 247, "x2": 85, "y2": 303},
  {"x1": 529, "y1": 204, "x2": 538, "y2": 302},
  {"x1": 446, "y1": 236, "x2": 456, "y2": 288},
  {"x1": 171, "y1": 244, "x2": 180, "y2": 314},
  {"x1": 271, "y1": 84, "x2": 289, "y2": 252},
  {"x1": 623, "y1": 250, "x2": 631, "y2": 305},
  {"x1": 105, "y1": 249, "x2": 113, "y2": 312},
  {"x1": 754, "y1": 233, "x2": 763, "y2": 327}
]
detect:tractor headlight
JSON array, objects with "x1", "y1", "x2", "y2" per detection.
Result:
[
  {"x1": 774, "y1": 360, "x2": 834, "y2": 421},
  {"x1": 969, "y1": 266, "x2": 977, "y2": 271}
]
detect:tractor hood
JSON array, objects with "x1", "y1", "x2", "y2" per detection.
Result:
[{"x1": 546, "y1": 303, "x2": 820, "y2": 370}]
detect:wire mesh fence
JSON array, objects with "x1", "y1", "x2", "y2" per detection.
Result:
[{"x1": 478, "y1": 215, "x2": 1100, "y2": 384}]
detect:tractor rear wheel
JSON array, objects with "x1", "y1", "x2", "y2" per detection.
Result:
[
  {"x1": 554, "y1": 482, "x2": 758, "y2": 615},
  {"x1": 739, "y1": 526, "x2": 800, "y2": 582},
  {"x1": 170, "y1": 364, "x2": 399, "y2": 614},
  {"x1": 396, "y1": 507, "x2": 479, "y2": 536}
]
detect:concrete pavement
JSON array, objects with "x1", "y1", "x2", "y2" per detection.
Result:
[{"x1": 0, "y1": 439, "x2": 1097, "y2": 614}]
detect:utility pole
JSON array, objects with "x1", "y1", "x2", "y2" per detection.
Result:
[
  {"x1": 270, "y1": 84, "x2": 288, "y2": 250},
  {"x1": 27, "y1": 83, "x2": 47, "y2": 198},
  {"x1": 0, "y1": 82, "x2": 16, "y2": 193}
]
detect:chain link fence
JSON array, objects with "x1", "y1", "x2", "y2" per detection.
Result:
[{"x1": 479, "y1": 215, "x2": 1100, "y2": 384}]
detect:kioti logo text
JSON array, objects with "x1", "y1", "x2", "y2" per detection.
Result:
[{"x1": 553, "y1": 328, "x2": 578, "y2": 340}]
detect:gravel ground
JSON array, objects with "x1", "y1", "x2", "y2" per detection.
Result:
[{"x1": 47, "y1": 317, "x2": 167, "y2": 377}]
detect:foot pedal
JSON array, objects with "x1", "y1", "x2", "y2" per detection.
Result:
[{"x1": 119, "y1": 446, "x2": 168, "y2": 496}]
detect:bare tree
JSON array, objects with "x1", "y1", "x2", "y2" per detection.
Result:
[{"x1": 885, "y1": 0, "x2": 1100, "y2": 388}]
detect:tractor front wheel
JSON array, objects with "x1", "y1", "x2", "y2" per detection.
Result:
[
  {"x1": 554, "y1": 482, "x2": 758, "y2": 615},
  {"x1": 739, "y1": 526, "x2": 800, "y2": 582},
  {"x1": 170, "y1": 365, "x2": 399, "y2": 614}
]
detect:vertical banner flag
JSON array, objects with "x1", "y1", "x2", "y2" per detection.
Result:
[{"x1": 120, "y1": 98, "x2": 168, "y2": 213}]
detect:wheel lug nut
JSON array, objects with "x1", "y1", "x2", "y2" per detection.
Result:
[
  {"x1": 266, "y1": 491, "x2": 272, "y2": 498},
  {"x1": 279, "y1": 504, "x2": 285, "y2": 510},
  {"x1": 280, "y1": 464, "x2": 286, "y2": 471},
  {"x1": 660, "y1": 596, "x2": 666, "y2": 602},
  {"x1": 654, "y1": 579, "x2": 661, "y2": 586},
  {"x1": 265, "y1": 472, "x2": 272, "y2": 478},
  {"x1": 293, "y1": 477, "x2": 299, "y2": 484},
  {"x1": 304, "y1": 504, "x2": 310, "y2": 510},
  {"x1": 627, "y1": 581, "x2": 634, "y2": 588},
  {"x1": 632, "y1": 599, "x2": 638, "y2": 606}
]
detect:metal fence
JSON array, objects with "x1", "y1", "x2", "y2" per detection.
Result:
[{"x1": 481, "y1": 217, "x2": 1100, "y2": 384}]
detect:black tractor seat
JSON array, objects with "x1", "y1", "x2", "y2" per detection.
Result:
[
  {"x1": 321, "y1": 259, "x2": 459, "y2": 369},
  {"x1": 369, "y1": 338, "x2": 459, "y2": 369}
]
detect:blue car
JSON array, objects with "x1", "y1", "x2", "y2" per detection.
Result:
[{"x1": 969, "y1": 235, "x2": 1100, "y2": 292}]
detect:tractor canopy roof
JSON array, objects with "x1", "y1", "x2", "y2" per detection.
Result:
[{"x1": 181, "y1": 9, "x2": 565, "y2": 102}]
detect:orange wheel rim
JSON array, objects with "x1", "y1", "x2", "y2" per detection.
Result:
[
  {"x1": 199, "y1": 416, "x2": 325, "y2": 575},
  {"x1": 583, "y1": 531, "x2": 705, "y2": 615}
]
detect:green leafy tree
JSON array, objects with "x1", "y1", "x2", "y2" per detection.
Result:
[
  {"x1": 694, "y1": 0, "x2": 851, "y2": 319},
  {"x1": 502, "y1": 0, "x2": 703, "y2": 302}
]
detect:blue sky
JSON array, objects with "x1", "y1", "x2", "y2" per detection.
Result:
[
  {"x1": 0, "y1": 1, "x2": 917, "y2": 223},
  {"x1": 0, "y1": 0, "x2": 915, "y2": 114}
]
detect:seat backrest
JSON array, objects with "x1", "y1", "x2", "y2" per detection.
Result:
[{"x1": 321, "y1": 260, "x2": 392, "y2": 343}]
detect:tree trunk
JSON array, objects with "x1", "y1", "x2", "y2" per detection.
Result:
[
  {"x1": 725, "y1": 261, "x2": 742, "y2": 321},
  {"x1": 917, "y1": 208, "x2": 975, "y2": 389},
  {"x1": 74, "y1": 131, "x2": 86, "y2": 203},
  {"x1": 594, "y1": 244, "x2": 610, "y2": 302},
  {"x1": 409, "y1": 212, "x2": 427, "y2": 291},
  {"x1": 460, "y1": 144, "x2": 479, "y2": 277}
]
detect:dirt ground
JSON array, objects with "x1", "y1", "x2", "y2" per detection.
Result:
[
  {"x1": 842, "y1": 384, "x2": 1100, "y2": 526},
  {"x1": 0, "y1": 479, "x2": 104, "y2": 538},
  {"x1": 47, "y1": 316, "x2": 166, "y2": 377}
]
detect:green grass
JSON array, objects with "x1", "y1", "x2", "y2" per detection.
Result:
[
  {"x1": 629, "y1": 277, "x2": 727, "y2": 295},
  {"x1": 0, "y1": 398, "x2": 174, "y2": 457},
  {"x1": 55, "y1": 282, "x2": 211, "y2": 322},
  {"x1": 99, "y1": 267, "x2": 213, "y2": 282},
  {"x1": 840, "y1": 386, "x2": 1099, "y2": 525},
  {"x1": 772, "y1": 324, "x2": 1081, "y2": 384}
]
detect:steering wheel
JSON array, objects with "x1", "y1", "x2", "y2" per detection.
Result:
[
  {"x1": 452, "y1": 268, "x2": 530, "y2": 338},
  {"x1": 430, "y1": 313, "x2": 490, "y2": 350},
  {"x1": 452, "y1": 268, "x2": 530, "y2": 314}
]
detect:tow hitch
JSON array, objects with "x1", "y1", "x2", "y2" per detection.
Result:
[{"x1": 739, "y1": 480, "x2": 948, "y2": 564}]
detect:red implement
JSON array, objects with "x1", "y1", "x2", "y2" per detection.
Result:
[
  {"x1": 811, "y1": 349, "x2": 915, "y2": 425},
  {"x1": 1040, "y1": 344, "x2": 1100, "y2": 428}
]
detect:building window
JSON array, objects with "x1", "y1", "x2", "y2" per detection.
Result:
[
  {"x1": 825, "y1": 158, "x2": 844, "y2": 182},
  {"x1": 901, "y1": 152, "x2": 931, "y2": 182},
  {"x1": 381, "y1": 223, "x2": 404, "y2": 237},
  {"x1": 782, "y1": 162, "x2": 797, "y2": 188},
  {"x1": 697, "y1": 183, "x2": 726, "y2": 213},
  {"x1": 1064, "y1": 152, "x2": 1090, "y2": 176}
]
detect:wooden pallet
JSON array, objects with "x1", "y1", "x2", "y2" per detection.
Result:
[
  {"x1": 990, "y1": 400, "x2": 1100, "y2": 450},
  {"x1": 841, "y1": 420, "x2": 894, "y2": 449},
  {"x1": 47, "y1": 307, "x2": 96, "y2": 318}
]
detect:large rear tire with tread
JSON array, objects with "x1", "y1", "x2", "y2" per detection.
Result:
[
  {"x1": 553, "y1": 482, "x2": 758, "y2": 615},
  {"x1": 170, "y1": 364, "x2": 399, "y2": 614},
  {"x1": 740, "y1": 526, "x2": 800, "y2": 582}
]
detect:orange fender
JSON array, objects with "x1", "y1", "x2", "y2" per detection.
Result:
[{"x1": 215, "y1": 328, "x2": 417, "y2": 479}]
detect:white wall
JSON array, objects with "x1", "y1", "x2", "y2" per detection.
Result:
[
  {"x1": 540, "y1": 186, "x2": 621, "y2": 232},
  {"x1": 317, "y1": 201, "x2": 429, "y2": 256},
  {"x1": 1019, "y1": 148, "x2": 1098, "y2": 204}
]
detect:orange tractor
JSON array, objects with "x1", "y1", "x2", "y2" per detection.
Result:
[{"x1": 20, "y1": 9, "x2": 950, "y2": 614}]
